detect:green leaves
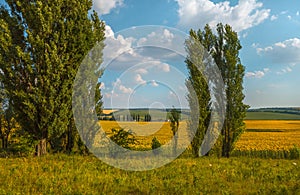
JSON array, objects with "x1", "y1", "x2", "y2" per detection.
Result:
[
  {"x1": 186, "y1": 23, "x2": 248, "y2": 157},
  {"x1": 0, "y1": 0, "x2": 105, "y2": 154}
]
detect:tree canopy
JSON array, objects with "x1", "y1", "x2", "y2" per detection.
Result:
[
  {"x1": 186, "y1": 23, "x2": 248, "y2": 157},
  {"x1": 0, "y1": 0, "x2": 105, "y2": 155}
]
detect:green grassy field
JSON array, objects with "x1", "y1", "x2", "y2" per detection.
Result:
[
  {"x1": 0, "y1": 154, "x2": 299, "y2": 194},
  {"x1": 246, "y1": 111, "x2": 300, "y2": 120}
]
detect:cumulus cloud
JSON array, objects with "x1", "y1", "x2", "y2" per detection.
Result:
[
  {"x1": 246, "y1": 68, "x2": 269, "y2": 79},
  {"x1": 93, "y1": 0, "x2": 123, "y2": 15},
  {"x1": 151, "y1": 80, "x2": 159, "y2": 87},
  {"x1": 103, "y1": 25, "x2": 136, "y2": 65},
  {"x1": 137, "y1": 29, "x2": 176, "y2": 46},
  {"x1": 112, "y1": 78, "x2": 133, "y2": 94},
  {"x1": 103, "y1": 26, "x2": 178, "y2": 72},
  {"x1": 119, "y1": 85, "x2": 133, "y2": 94},
  {"x1": 270, "y1": 15, "x2": 278, "y2": 21},
  {"x1": 150, "y1": 61, "x2": 171, "y2": 72},
  {"x1": 245, "y1": 70, "x2": 265, "y2": 78},
  {"x1": 176, "y1": 0, "x2": 270, "y2": 32},
  {"x1": 135, "y1": 74, "x2": 146, "y2": 85},
  {"x1": 277, "y1": 66, "x2": 293, "y2": 75},
  {"x1": 135, "y1": 68, "x2": 148, "y2": 75},
  {"x1": 257, "y1": 38, "x2": 300, "y2": 65}
]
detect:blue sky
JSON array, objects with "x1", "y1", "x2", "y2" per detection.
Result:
[
  {"x1": 1, "y1": 0, "x2": 300, "y2": 108},
  {"x1": 96, "y1": 0, "x2": 300, "y2": 108}
]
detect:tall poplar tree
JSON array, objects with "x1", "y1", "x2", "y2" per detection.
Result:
[
  {"x1": 186, "y1": 24, "x2": 248, "y2": 157},
  {"x1": 0, "y1": 0, "x2": 105, "y2": 155},
  {"x1": 185, "y1": 28, "x2": 212, "y2": 157},
  {"x1": 214, "y1": 24, "x2": 249, "y2": 157}
]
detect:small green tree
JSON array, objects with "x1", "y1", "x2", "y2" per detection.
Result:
[
  {"x1": 109, "y1": 128, "x2": 137, "y2": 157},
  {"x1": 169, "y1": 107, "x2": 181, "y2": 156},
  {"x1": 151, "y1": 137, "x2": 161, "y2": 155}
]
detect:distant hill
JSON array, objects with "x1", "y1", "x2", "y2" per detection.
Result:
[{"x1": 246, "y1": 107, "x2": 300, "y2": 120}]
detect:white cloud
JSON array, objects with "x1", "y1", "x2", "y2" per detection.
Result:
[
  {"x1": 119, "y1": 85, "x2": 133, "y2": 94},
  {"x1": 287, "y1": 15, "x2": 292, "y2": 20},
  {"x1": 100, "y1": 82, "x2": 105, "y2": 89},
  {"x1": 242, "y1": 32, "x2": 248, "y2": 38},
  {"x1": 103, "y1": 25, "x2": 136, "y2": 63},
  {"x1": 145, "y1": 61, "x2": 170, "y2": 72},
  {"x1": 135, "y1": 68, "x2": 148, "y2": 74},
  {"x1": 277, "y1": 66, "x2": 293, "y2": 75},
  {"x1": 137, "y1": 29, "x2": 176, "y2": 46},
  {"x1": 270, "y1": 15, "x2": 278, "y2": 21},
  {"x1": 246, "y1": 67, "x2": 270, "y2": 79},
  {"x1": 112, "y1": 78, "x2": 122, "y2": 87},
  {"x1": 176, "y1": 0, "x2": 270, "y2": 32},
  {"x1": 245, "y1": 70, "x2": 265, "y2": 78},
  {"x1": 257, "y1": 38, "x2": 300, "y2": 65},
  {"x1": 104, "y1": 25, "x2": 115, "y2": 38},
  {"x1": 154, "y1": 61, "x2": 171, "y2": 72},
  {"x1": 263, "y1": 68, "x2": 270, "y2": 73},
  {"x1": 103, "y1": 27, "x2": 178, "y2": 72},
  {"x1": 297, "y1": 11, "x2": 299, "y2": 16},
  {"x1": 111, "y1": 78, "x2": 133, "y2": 94},
  {"x1": 163, "y1": 29, "x2": 174, "y2": 42},
  {"x1": 135, "y1": 74, "x2": 146, "y2": 85},
  {"x1": 93, "y1": 0, "x2": 123, "y2": 15},
  {"x1": 280, "y1": 11, "x2": 288, "y2": 15},
  {"x1": 251, "y1": 43, "x2": 259, "y2": 48},
  {"x1": 151, "y1": 80, "x2": 159, "y2": 87}
]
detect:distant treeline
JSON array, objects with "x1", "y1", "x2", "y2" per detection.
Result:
[
  {"x1": 248, "y1": 107, "x2": 300, "y2": 115},
  {"x1": 99, "y1": 109, "x2": 190, "y2": 122}
]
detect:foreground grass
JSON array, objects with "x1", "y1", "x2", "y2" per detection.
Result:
[{"x1": 0, "y1": 154, "x2": 299, "y2": 194}]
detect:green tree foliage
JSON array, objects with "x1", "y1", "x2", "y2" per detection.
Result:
[
  {"x1": 185, "y1": 28, "x2": 212, "y2": 157},
  {"x1": 110, "y1": 128, "x2": 137, "y2": 149},
  {"x1": 169, "y1": 107, "x2": 181, "y2": 156},
  {"x1": 109, "y1": 128, "x2": 137, "y2": 157},
  {"x1": 0, "y1": 84, "x2": 16, "y2": 149},
  {"x1": 151, "y1": 137, "x2": 161, "y2": 149},
  {"x1": 214, "y1": 24, "x2": 249, "y2": 157},
  {"x1": 0, "y1": 0, "x2": 105, "y2": 156},
  {"x1": 144, "y1": 114, "x2": 151, "y2": 122},
  {"x1": 186, "y1": 24, "x2": 248, "y2": 157}
]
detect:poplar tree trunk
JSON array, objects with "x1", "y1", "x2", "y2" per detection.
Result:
[{"x1": 36, "y1": 138, "x2": 47, "y2": 156}]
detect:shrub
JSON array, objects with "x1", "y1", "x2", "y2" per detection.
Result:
[
  {"x1": 151, "y1": 137, "x2": 161, "y2": 155},
  {"x1": 109, "y1": 128, "x2": 137, "y2": 157}
]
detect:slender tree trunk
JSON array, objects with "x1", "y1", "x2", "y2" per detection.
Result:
[
  {"x1": 173, "y1": 134, "x2": 178, "y2": 157},
  {"x1": 36, "y1": 138, "x2": 47, "y2": 156},
  {"x1": 4, "y1": 134, "x2": 9, "y2": 149},
  {"x1": 1, "y1": 137, "x2": 5, "y2": 149},
  {"x1": 66, "y1": 120, "x2": 75, "y2": 153}
]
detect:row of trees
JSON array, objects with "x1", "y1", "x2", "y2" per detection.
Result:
[{"x1": 0, "y1": 0, "x2": 105, "y2": 155}]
